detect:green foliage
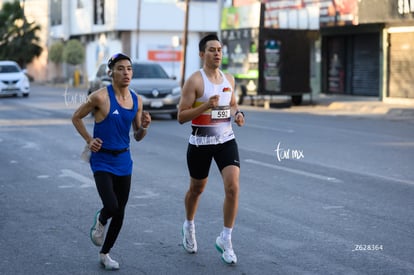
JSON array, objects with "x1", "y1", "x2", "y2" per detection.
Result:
[
  {"x1": 63, "y1": 39, "x2": 85, "y2": 65},
  {"x1": 0, "y1": 0, "x2": 42, "y2": 67},
  {"x1": 49, "y1": 41, "x2": 64, "y2": 64}
]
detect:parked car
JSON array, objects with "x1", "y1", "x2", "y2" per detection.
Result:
[
  {"x1": 88, "y1": 61, "x2": 181, "y2": 119},
  {"x1": 0, "y1": 60, "x2": 30, "y2": 97},
  {"x1": 87, "y1": 63, "x2": 111, "y2": 95}
]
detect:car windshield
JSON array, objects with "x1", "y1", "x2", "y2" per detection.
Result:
[
  {"x1": 96, "y1": 64, "x2": 108, "y2": 77},
  {"x1": 132, "y1": 63, "x2": 169, "y2": 79},
  {"x1": 0, "y1": 65, "x2": 20, "y2": 73}
]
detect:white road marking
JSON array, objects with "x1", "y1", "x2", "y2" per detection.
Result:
[
  {"x1": 248, "y1": 124, "x2": 295, "y2": 133},
  {"x1": 133, "y1": 242, "x2": 149, "y2": 246},
  {"x1": 58, "y1": 185, "x2": 75, "y2": 189},
  {"x1": 245, "y1": 159, "x2": 342, "y2": 183},
  {"x1": 0, "y1": 119, "x2": 72, "y2": 126},
  {"x1": 133, "y1": 190, "x2": 159, "y2": 199},
  {"x1": 323, "y1": 205, "x2": 344, "y2": 210},
  {"x1": 22, "y1": 141, "x2": 40, "y2": 150},
  {"x1": 348, "y1": 170, "x2": 414, "y2": 186},
  {"x1": 59, "y1": 169, "x2": 94, "y2": 188}
]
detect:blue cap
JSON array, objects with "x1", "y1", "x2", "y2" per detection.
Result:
[{"x1": 107, "y1": 53, "x2": 131, "y2": 69}]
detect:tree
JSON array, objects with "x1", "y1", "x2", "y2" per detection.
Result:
[
  {"x1": 49, "y1": 41, "x2": 65, "y2": 82},
  {"x1": 49, "y1": 41, "x2": 64, "y2": 65},
  {"x1": 0, "y1": 0, "x2": 42, "y2": 68},
  {"x1": 63, "y1": 39, "x2": 85, "y2": 86},
  {"x1": 63, "y1": 39, "x2": 85, "y2": 65}
]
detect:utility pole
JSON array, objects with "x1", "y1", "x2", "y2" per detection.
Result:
[
  {"x1": 180, "y1": 0, "x2": 190, "y2": 88},
  {"x1": 136, "y1": 0, "x2": 142, "y2": 59}
]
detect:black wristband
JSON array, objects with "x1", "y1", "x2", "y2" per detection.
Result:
[{"x1": 235, "y1": 110, "x2": 244, "y2": 117}]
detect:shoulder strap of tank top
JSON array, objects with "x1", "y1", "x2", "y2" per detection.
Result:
[
  {"x1": 106, "y1": 84, "x2": 118, "y2": 112},
  {"x1": 130, "y1": 89, "x2": 138, "y2": 112},
  {"x1": 107, "y1": 84, "x2": 115, "y2": 101},
  {"x1": 200, "y1": 68, "x2": 208, "y2": 80}
]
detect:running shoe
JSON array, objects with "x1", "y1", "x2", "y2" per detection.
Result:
[
  {"x1": 182, "y1": 222, "x2": 197, "y2": 253},
  {"x1": 90, "y1": 210, "x2": 105, "y2": 246},
  {"x1": 215, "y1": 235, "x2": 237, "y2": 264},
  {"x1": 99, "y1": 253, "x2": 119, "y2": 270}
]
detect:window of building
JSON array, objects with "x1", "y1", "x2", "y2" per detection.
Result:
[
  {"x1": 94, "y1": 0, "x2": 105, "y2": 25},
  {"x1": 77, "y1": 0, "x2": 84, "y2": 9},
  {"x1": 50, "y1": 0, "x2": 62, "y2": 26}
]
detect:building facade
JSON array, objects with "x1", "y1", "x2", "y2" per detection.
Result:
[
  {"x1": 264, "y1": 0, "x2": 414, "y2": 101},
  {"x1": 14, "y1": 0, "x2": 414, "y2": 101},
  {"x1": 20, "y1": 0, "x2": 219, "y2": 84}
]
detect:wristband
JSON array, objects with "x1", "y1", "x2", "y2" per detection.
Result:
[{"x1": 235, "y1": 110, "x2": 244, "y2": 117}]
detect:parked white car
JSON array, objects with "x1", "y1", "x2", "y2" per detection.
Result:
[{"x1": 0, "y1": 60, "x2": 30, "y2": 97}]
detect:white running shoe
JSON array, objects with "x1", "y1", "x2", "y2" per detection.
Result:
[
  {"x1": 182, "y1": 223, "x2": 197, "y2": 253},
  {"x1": 90, "y1": 211, "x2": 105, "y2": 246},
  {"x1": 99, "y1": 253, "x2": 119, "y2": 270},
  {"x1": 215, "y1": 235, "x2": 237, "y2": 264}
]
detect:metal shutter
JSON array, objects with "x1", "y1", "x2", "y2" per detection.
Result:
[{"x1": 352, "y1": 34, "x2": 380, "y2": 96}]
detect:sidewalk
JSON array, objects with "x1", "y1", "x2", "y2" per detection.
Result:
[
  {"x1": 42, "y1": 82, "x2": 414, "y2": 120},
  {"x1": 241, "y1": 94, "x2": 414, "y2": 120}
]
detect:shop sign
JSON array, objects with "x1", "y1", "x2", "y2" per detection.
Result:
[{"x1": 147, "y1": 50, "x2": 181, "y2": 62}]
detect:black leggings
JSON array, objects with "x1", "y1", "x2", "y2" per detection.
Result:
[{"x1": 94, "y1": 171, "x2": 131, "y2": 254}]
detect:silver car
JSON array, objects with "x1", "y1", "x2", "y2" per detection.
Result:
[
  {"x1": 87, "y1": 63, "x2": 111, "y2": 95},
  {"x1": 0, "y1": 60, "x2": 30, "y2": 97},
  {"x1": 88, "y1": 61, "x2": 181, "y2": 119},
  {"x1": 130, "y1": 61, "x2": 181, "y2": 119}
]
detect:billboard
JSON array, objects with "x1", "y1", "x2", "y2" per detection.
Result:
[
  {"x1": 263, "y1": 0, "x2": 358, "y2": 29},
  {"x1": 221, "y1": 3, "x2": 261, "y2": 30},
  {"x1": 221, "y1": 28, "x2": 259, "y2": 79},
  {"x1": 319, "y1": 0, "x2": 358, "y2": 26}
]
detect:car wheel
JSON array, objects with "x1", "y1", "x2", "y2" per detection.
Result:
[
  {"x1": 23, "y1": 93, "x2": 29, "y2": 97},
  {"x1": 170, "y1": 112, "x2": 177, "y2": 120},
  {"x1": 291, "y1": 95, "x2": 302, "y2": 106}
]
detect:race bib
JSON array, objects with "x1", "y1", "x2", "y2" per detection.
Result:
[{"x1": 211, "y1": 106, "x2": 231, "y2": 120}]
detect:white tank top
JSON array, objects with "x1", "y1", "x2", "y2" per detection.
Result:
[{"x1": 189, "y1": 69, "x2": 235, "y2": 146}]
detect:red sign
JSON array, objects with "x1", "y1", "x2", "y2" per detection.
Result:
[{"x1": 147, "y1": 50, "x2": 182, "y2": 62}]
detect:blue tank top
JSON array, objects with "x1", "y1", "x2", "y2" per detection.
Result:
[{"x1": 90, "y1": 85, "x2": 138, "y2": 176}]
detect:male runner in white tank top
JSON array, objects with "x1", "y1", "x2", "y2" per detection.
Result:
[{"x1": 178, "y1": 34, "x2": 245, "y2": 265}]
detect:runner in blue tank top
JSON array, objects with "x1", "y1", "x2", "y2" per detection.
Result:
[{"x1": 72, "y1": 53, "x2": 151, "y2": 270}]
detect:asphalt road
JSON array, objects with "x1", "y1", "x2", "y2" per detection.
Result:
[{"x1": 0, "y1": 84, "x2": 413, "y2": 275}]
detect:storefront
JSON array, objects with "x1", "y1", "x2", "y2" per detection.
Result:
[
  {"x1": 222, "y1": 1, "x2": 318, "y2": 105},
  {"x1": 320, "y1": 0, "x2": 414, "y2": 99},
  {"x1": 231, "y1": 0, "x2": 414, "y2": 101},
  {"x1": 321, "y1": 24, "x2": 383, "y2": 96}
]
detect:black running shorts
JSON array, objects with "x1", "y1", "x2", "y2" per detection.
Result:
[{"x1": 187, "y1": 139, "x2": 240, "y2": 180}]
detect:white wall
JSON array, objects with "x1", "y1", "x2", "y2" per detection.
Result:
[
  {"x1": 26, "y1": 0, "x2": 219, "y2": 83},
  {"x1": 85, "y1": 37, "x2": 122, "y2": 82},
  {"x1": 82, "y1": 1, "x2": 219, "y2": 82},
  {"x1": 139, "y1": 2, "x2": 219, "y2": 31},
  {"x1": 134, "y1": 31, "x2": 203, "y2": 80},
  {"x1": 23, "y1": 0, "x2": 49, "y2": 80},
  {"x1": 113, "y1": 1, "x2": 140, "y2": 30}
]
